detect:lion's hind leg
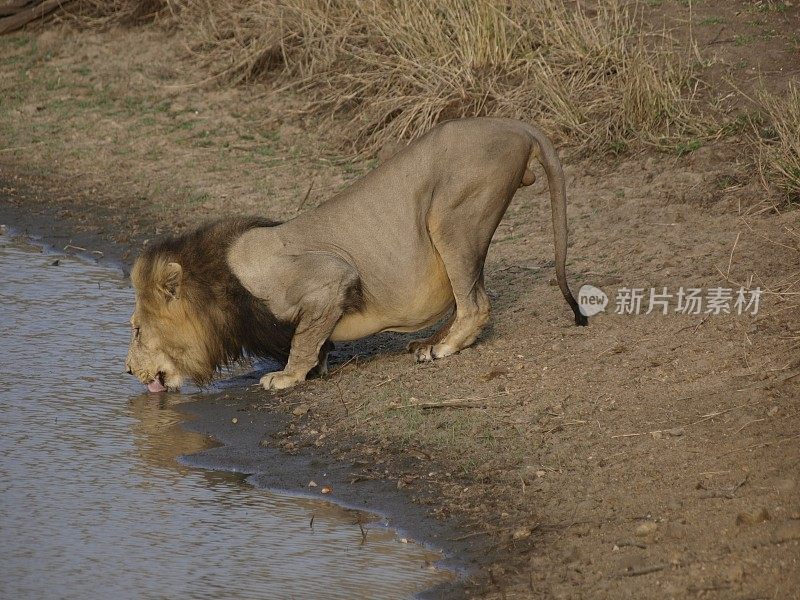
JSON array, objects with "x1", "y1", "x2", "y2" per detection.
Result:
[
  {"x1": 412, "y1": 243, "x2": 492, "y2": 363},
  {"x1": 413, "y1": 277, "x2": 491, "y2": 362},
  {"x1": 411, "y1": 186, "x2": 505, "y2": 363},
  {"x1": 407, "y1": 311, "x2": 454, "y2": 358}
]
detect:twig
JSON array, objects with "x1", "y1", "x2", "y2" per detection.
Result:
[
  {"x1": 615, "y1": 540, "x2": 647, "y2": 549},
  {"x1": 334, "y1": 379, "x2": 349, "y2": 416},
  {"x1": 296, "y1": 179, "x2": 315, "y2": 213},
  {"x1": 693, "y1": 315, "x2": 710, "y2": 333},
  {"x1": 717, "y1": 433, "x2": 800, "y2": 458},
  {"x1": 0, "y1": 142, "x2": 45, "y2": 153},
  {"x1": 329, "y1": 354, "x2": 358, "y2": 378},
  {"x1": 611, "y1": 401, "x2": 757, "y2": 439},
  {"x1": 734, "y1": 418, "x2": 766, "y2": 434},
  {"x1": 725, "y1": 231, "x2": 741, "y2": 281},
  {"x1": 736, "y1": 368, "x2": 800, "y2": 391},
  {"x1": 619, "y1": 563, "x2": 667, "y2": 577},
  {"x1": 389, "y1": 400, "x2": 489, "y2": 410},
  {"x1": 389, "y1": 390, "x2": 512, "y2": 411},
  {"x1": 358, "y1": 521, "x2": 367, "y2": 545},
  {"x1": 543, "y1": 420, "x2": 588, "y2": 434}
]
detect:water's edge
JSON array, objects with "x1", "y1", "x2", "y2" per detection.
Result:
[{"x1": 0, "y1": 195, "x2": 481, "y2": 599}]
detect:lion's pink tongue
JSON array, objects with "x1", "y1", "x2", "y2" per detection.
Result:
[{"x1": 147, "y1": 378, "x2": 167, "y2": 393}]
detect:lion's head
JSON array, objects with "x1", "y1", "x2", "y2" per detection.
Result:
[
  {"x1": 125, "y1": 218, "x2": 293, "y2": 393},
  {"x1": 126, "y1": 258, "x2": 210, "y2": 391}
]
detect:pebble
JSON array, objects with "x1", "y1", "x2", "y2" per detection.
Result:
[
  {"x1": 635, "y1": 522, "x2": 658, "y2": 537},
  {"x1": 512, "y1": 527, "x2": 532, "y2": 541},
  {"x1": 736, "y1": 507, "x2": 770, "y2": 525},
  {"x1": 292, "y1": 404, "x2": 310, "y2": 417}
]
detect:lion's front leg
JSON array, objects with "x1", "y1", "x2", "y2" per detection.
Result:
[
  {"x1": 260, "y1": 255, "x2": 360, "y2": 391},
  {"x1": 260, "y1": 326, "x2": 336, "y2": 390},
  {"x1": 260, "y1": 314, "x2": 341, "y2": 390}
]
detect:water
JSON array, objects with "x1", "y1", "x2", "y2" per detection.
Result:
[{"x1": 0, "y1": 233, "x2": 450, "y2": 599}]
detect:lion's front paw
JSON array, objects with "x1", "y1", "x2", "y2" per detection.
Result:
[
  {"x1": 260, "y1": 371, "x2": 303, "y2": 390},
  {"x1": 412, "y1": 343, "x2": 456, "y2": 363}
]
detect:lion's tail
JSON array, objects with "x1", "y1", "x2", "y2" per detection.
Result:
[{"x1": 524, "y1": 123, "x2": 587, "y2": 326}]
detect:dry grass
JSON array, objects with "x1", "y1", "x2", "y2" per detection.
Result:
[
  {"x1": 191, "y1": 0, "x2": 704, "y2": 152},
  {"x1": 77, "y1": 0, "x2": 703, "y2": 154},
  {"x1": 753, "y1": 82, "x2": 800, "y2": 204},
  {"x1": 65, "y1": 0, "x2": 177, "y2": 26}
]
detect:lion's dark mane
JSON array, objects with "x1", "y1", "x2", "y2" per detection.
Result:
[{"x1": 138, "y1": 217, "x2": 294, "y2": 378}]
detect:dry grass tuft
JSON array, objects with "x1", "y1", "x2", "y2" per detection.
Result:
[
  {"x1": 67, "y1": 0, "x2": 179, "y2": 26},
  {"x1": 170, "y1": 0, "x2": 703, "y2": 153},
  {"x1": 753, "y1": 82, "x2": 800, "y2": 204}
]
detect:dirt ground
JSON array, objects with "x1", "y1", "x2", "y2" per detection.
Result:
[{"x1": 1, "y1": 1, "x2": 799, "y2": 598}]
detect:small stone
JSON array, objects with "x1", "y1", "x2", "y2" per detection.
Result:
[
  {"x1": 308, "y1": 480, "x2": 318, "y2": 487},
  {"x1": 651, "y1": 431, "x2": 663, "y2": 440},
  {"x1": 665, "y1": 427, "x2": 684, "y2": 436},
  {"x1": 512, "y1": 527, "x2": 532, "y2": 540},
  {"x1": 635, "y1": 522, "x2": 658, "y2": 537},
  {"x1": 768, "y1": 406, "x2": 779, "y2": 417},
  {"x1": 736, "y1": 508, "x2": 770, "y2": 525},
  {"x1": 231, "y1": 417, "x2": 238, "y2": 424},
  {"x1": 292, "y1": 404, "x2": 310, "y2": 417},
  {"x1": 320, "y1": 486, "x2": 332, "y2": 494}
]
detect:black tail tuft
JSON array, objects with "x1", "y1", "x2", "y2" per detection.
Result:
[{"x1": 574, "y1": 309, "x2": 588, "y2": 327}]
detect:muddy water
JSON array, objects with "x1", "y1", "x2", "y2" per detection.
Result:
[{"x1": 0, "y1": 233, "x2": 450, "y2": 599}]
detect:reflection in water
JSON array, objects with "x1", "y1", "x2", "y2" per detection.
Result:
[{"x1": 0, "y1": 234, "x2": 450, "y2": 599}]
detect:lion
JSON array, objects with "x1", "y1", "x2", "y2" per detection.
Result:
[{"x1": 125, "y1": 117, "x2": 587, "y2": 393}]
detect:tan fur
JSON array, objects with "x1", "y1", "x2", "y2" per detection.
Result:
[
  {"x1": 127, "y1": 259, "x2": 217, "y2": 388},
  {"x1": 126, "y1": 118, "x2": 586, "y2": 392}
]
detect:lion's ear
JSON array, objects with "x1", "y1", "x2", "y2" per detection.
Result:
[{"x1": 160, "y1": 261, "x2": 183, "y2": 300}]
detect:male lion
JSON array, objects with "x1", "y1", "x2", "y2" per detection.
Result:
[{"x1": 126, "y1": 118, "x2": 587, "y2": 393}]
